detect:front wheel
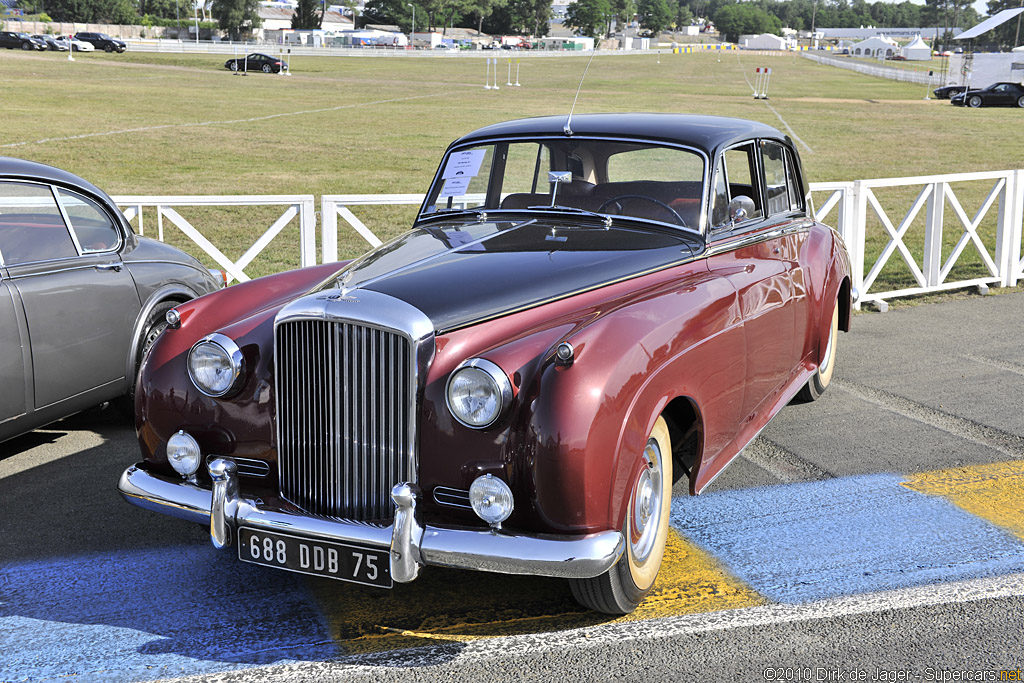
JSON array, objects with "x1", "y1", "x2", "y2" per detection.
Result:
[
  {"x1": 229, "y1": 61, "x2": 238, "y2": 71},
  {"x1": 21, "y1": 41, "x2": 32, "y2": 50},
  {"x1": 796, "y1": 298, "x2": 839, "y2": 402},
  {"x1": 104, "y1": 44, "x2": 113, "y2": 52},
  {"x1": 114, "y1": 300, "x2": 176, "y2": 417},
  {"x1": 968, "y1": 95, "x2": 982, "y2": 108},
  {"x1": 569, "y1": 416, "x2": 673, "y2": 614}
]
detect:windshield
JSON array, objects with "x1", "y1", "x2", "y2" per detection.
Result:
[{"x1": 421, "y1": 138, "x2": 706, "y2": 231}]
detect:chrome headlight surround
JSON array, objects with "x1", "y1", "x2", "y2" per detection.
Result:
[
  {"x1": 445, "y1": 358, "x2": 513, "y2": 429},
  {"x1": 187, "y1": 333, "x2": 245, "y2": 397}
]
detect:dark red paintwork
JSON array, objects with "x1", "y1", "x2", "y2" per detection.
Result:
[{"x1": 134, "y1": 114, "x2": 852, "y2": 539}]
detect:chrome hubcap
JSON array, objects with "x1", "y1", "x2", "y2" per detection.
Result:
[{"x1": 631, "y1": 439, "x2": 663, "y2": 564}]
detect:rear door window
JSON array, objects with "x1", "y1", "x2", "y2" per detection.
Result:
[{"x1": 57, "y1": 188, "x2": 121, "y2": 252}]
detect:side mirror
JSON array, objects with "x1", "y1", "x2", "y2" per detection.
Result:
[{"x1": 728, "y1": 195, "x2": 756, "y2": 224}]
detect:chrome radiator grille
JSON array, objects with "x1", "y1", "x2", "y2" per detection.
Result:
[{"x1": 276, "y1": 319, "x2": 414, "y2": 521}]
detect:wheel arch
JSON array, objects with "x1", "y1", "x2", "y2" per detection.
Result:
[{"x1": 123, "y1": 285, "x2": 200, "y2": 393}]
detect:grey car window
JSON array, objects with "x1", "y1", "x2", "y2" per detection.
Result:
[
  {"x1": 0, "y1": 182, "x2": 79, "y2": 265},
  {"x1": 57, "y1": 188, "x2": 120, "y2": 252}
]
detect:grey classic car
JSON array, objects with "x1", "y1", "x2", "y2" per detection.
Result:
[{"x1": 0, "y1": 157, "x2": 222, "y2": 444}]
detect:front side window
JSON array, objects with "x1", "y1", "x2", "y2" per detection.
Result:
[
  {"x1": 422, "y1": 138, "x2": 705, "y2": 231},
  {"x1": 57, "y1": 188, "x2": 120, "y2": 252},
  {"x1": 0, "y1": 182, "x2": 78, "y2": 265}
]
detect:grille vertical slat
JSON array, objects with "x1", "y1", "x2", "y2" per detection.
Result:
[{"x1": 277, "y1": 319, "x2": 413, "y2": 522}]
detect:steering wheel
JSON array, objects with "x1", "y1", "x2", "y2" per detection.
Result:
[{"x1": 596, "y1": 194, "x2": 687, "y2": 227}]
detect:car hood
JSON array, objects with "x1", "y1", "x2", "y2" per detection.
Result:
[{"x1": 318, "y1": 215, "x2": 701, "y2": 333}]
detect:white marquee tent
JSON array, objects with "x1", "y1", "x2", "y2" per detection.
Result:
[
  {"x1": 901, "y1": 35, "x2": 931, "y2": 60},
  {"x1": 850, "y1": 36, "x2": 899, "y2": 58}
]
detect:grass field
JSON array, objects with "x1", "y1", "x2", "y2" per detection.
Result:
[{"x1": 1, "y1": 49, "x2": 1021, "y2": 293}]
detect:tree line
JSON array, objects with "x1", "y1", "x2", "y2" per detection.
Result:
[{"x1": 11, "y1": 0, "x2": 1019, "y2": 48}]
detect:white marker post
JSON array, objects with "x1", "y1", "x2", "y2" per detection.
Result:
[
  {"x1": 507, "y1": 58, "x2": 512, "y2": 86},
  {"x1": 484, "y1": 58, "x2": 492, "y2": 89},
  {"x1": 761, "y1": 67, "x2": 772, "y2": 99},
  {"x1": 233, "y1": 46, "x2": 239, "y2": 74},
  {"x1": 67, "y1": 34, "x2": 74, "y2": 61},
  {"x1": 514, "y1": 58, "x2": 521, "y2": 86},
  {"x1": 923, "y1": 70, "x2": 932, "y2": 100},
  {"x1": 753, "y1": 67, "x2": 763, "y2": 98}
]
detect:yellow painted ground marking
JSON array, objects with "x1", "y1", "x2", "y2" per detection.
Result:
[
  {"x1": 902, "y1": 460, "x2": 1024, "y2": 540},
  {"x1": 308, "y1": 529, "x2": 762, "y2": 654}
]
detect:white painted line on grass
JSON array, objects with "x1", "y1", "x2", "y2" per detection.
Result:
[
  {"x1": 0, "y1": 92, "x2": 456, "y2": 149},
  {"x1": 763, "y1": 102, "x2": 814, "y2": 154}
]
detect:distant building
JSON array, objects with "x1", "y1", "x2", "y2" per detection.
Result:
[
  {"x1": 819, "y1": 27, "x2": 960, "y2": 41},
  {"x1": 741, "y1": 33, "x2": 794, "y2": 50}
]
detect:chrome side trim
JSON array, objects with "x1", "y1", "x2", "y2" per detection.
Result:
[
  {"x1": 119, "y1": 463, "x2": 623, "y2": 580},
  {"x1": 704, "y1": 220, "x2": 811, "y2": 258}
]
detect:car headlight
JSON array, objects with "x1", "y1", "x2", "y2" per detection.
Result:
[
  {"x1": 187, "y1": 333, "x2": 245, "y2": 397},
  {"x1": 167, "y1": 430, "x2": 201, "y2": 477},
  {"x1": 469, "y1": 474, "x2": 514, "y2": 527},
  {"x1": 445, "y1": 358, "x2": 513, "y2": 429}
]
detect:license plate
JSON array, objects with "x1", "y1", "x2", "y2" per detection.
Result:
[{"x1": 238, "y1": 527, "x2": 392, "y2": 588}]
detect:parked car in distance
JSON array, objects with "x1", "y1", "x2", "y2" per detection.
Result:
[
  {"x1": 0, "y1": 157, "x2": 223, "y2": 445},
  {"x1": 118, "y1": 113, "x2": 852, "y2": 616},
  {"x1": 951, "y1": 82, "x2": 1024, "y2": 108},
  {"x1": 933, "y1": 84, "x2": 967, "y2": 100},
  {"x1": 74, "y1": 31, "x2": 127, "y2": 52},
  {"x1": 54, "y1": 36, "x2": 95, "y2": 52},
  {"x1": 224, "y1": 53, "x2": 288, "y2": 73},
  {"x1": 31, "y1": 34, "x2": 68, "y2": 51},
  {"x1": 0, "y1": 31, "x2": 47, "y2": 50}
]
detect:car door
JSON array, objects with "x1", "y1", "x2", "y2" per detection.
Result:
[
  {"x1": 0, "y1": 180, "x2": 141, "y2": 409},
  {"x1": 705, "y1": 141, "x2": 795, "y2": 423},
  {"x1": 0, "y1": 264, "x2": 28, "y2": 424}
]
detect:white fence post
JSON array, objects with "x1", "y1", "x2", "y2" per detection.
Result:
[
  {"x1": 322, "y1": 197, "x2": 339, "y2": 264},
  {"x1": 1007, "y1": 169, "x2": 1024, "y2": 287},
  {"x1": 922, "y1": 181, "x2": 945, "y2": 288},
  {"x1": 300, "y1": 196, "x2": 316, "y2": 267},
  {"x1": 850, "y1": 179, "x2": 867, "y2": 309}
]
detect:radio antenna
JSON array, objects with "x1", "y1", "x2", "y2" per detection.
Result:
[{"x1": 564, "y1": 50, "x2": 597, "y2": 137}]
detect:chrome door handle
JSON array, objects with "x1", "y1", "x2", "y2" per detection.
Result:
[{"x1": 95, "y1": 263, "x2": 122, "y2": 272}]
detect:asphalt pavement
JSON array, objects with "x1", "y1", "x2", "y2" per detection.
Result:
[{"x1": 1, "y1": 289, "x2": 1022, "y2": 682}]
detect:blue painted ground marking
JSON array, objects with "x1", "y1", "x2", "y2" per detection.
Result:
[
  {"x1": 0, "y1": 544, "x2": 338, "y2": 682},
  {"x1": 670, "y1": 473, "x2": 1024, "y2": 603}
]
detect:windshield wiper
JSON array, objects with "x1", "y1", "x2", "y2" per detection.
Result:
[{"x1": 526, "y1": 204, "x2": 613, "y2": 226}]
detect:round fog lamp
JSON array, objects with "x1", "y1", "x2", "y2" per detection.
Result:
[
  {"x1": 469, "y1": 474, "x2": 514, "y2": 526},
  {"x1": 167, "y1": 430, "x2": 201, "y2": 477}
]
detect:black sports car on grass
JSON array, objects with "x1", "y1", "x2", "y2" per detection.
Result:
[
  {"x1": 932, "y1": 84, "x2": 967, "y2": 100},
  {"x1": 951, "y1": 82, "x2": 1024, "y2": 108},
  {"x1": 224, "y1": 53, "x2": 289, "y2": 73}
]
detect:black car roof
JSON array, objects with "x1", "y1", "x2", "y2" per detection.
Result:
[
  {"x1": 0, "y1": 157, "x2": 117, "y2": 205},
  {"x1": 450, "y1": 113, "x2": 789, "y2": 157}
]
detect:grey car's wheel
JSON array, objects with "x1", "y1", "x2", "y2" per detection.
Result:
[
  {"x1": 1017, "y1": 96, "x2": 1024, "y2": 108},
  {"x1": 569, "y1": 416, "x2": 672, "y2": 614},
  {"x1": 969, "y1": 95, "x2": 982, "y2": 108},
  {"x1": 796, "y1": 298, "x2": 839, "y2": 402},
  {"x1": 262, "y1": 64, "x2": 272, "y2": 73},
  {"x1": 115, "y1": 300, "x2": 176, "y2": 416}
]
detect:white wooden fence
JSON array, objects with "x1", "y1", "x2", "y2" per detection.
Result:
[{"x1": 115, "y1": 168, "x2": 1024, "y2": 309}]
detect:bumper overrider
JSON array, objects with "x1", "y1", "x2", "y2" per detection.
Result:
[{"x1": 118, "y1": 459, "x2": 625, "y2": 583}]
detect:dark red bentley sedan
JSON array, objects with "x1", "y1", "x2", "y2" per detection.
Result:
[{"x1": 119, "y1": 114, "x2": 853, "y2": 614}]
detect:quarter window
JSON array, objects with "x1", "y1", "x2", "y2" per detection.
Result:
[
  {"x1": 57, "y1": 189, "x2": 120, "y2": 252},
  {"x1": 0, "y1": 182, "x2": 79, "y2": 265},
  {"x1": 761, "y1": 141, "x2": 794, "y2": 216}
]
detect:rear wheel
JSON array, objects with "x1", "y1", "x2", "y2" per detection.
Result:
[
  {"x1": 569, "y1": 416, "x2": 672, "y2": 614},
  {"x1": 262, "y1": 64, "x2": 272, "y2": 73},
  {"x1": 104, "y1": 44, "x2": 113, "y2": 52},
  {"x1": 968, "y1": 95, "x2": 982, "y2": 108},
  {"x1": 1017, "y1": 95, "x2": 1024, "y2": 108},
  {"x1": 796, "y1": 298, "x2": 839, "y2": 402}
]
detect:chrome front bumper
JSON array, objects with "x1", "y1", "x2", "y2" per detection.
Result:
[{"x1": 118, "y1": 459, "x2": 624, "y2": 583}]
